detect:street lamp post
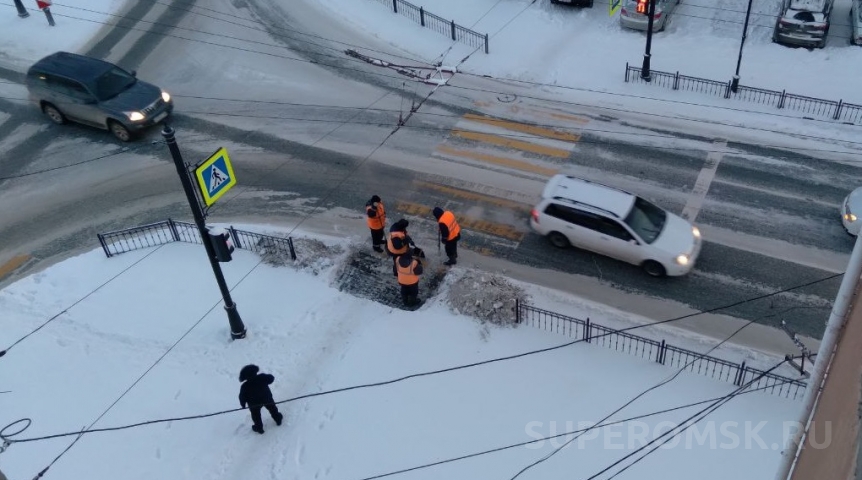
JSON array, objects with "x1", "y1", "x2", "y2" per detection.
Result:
[
  {"x1": 731, "y1": 0, "x2": 755, "y2": 92},
  {"x1": 640, "y1": 0, "x2": 658, "y2": 81},
  {"x1": 13, "y1": 0, "x2": 30, "y2": 17}
]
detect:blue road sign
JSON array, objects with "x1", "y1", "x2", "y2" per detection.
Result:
[{"x1": 194, "y1": 147, "x2": 237, "y2": 206}]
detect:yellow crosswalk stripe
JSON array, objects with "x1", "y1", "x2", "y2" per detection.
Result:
[
  {"x1": 414, "y1": 180, "x2": 533, "y2": 212},
  {"x1": 462, "y1": 113, "x2": 581, "y2": 142},
  {"x1": 452, "y1": 130, "x2": 571, "y2": 158},
  {"x1": 548, "y1": 112, "x2": 591, "y2": 125},
  {"x1": 435, "y1": 145, "x2": 558, "y2": 177},
  {"x1": 0, "y1": 254, "x2": 30, "y2": 281},
  {"x1": 395, "y1": 201, "x2": 526, "y2": 241}
]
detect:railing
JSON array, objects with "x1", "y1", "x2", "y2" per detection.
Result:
[
  {"x1": 515, "y1": 301, "x2": 807, "y2": 400},
  {"x1": 371, "y1": 0, "x2": 489, "y2": 53},
  {"x1": 625, "y1": 63, "x2": 862, "y2": 125},
  {"x1": 96, "y1": 219, "x2": 296, "y2": 261}
]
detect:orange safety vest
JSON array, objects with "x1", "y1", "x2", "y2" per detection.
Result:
[
  {"x1": 366, "y1": 202, "x2": 385, "y2": 230},
  {"x1": 387, "y1": 231, "x2": 409, "y2": 255},
  {"x1": 438, "y1": 211, "x2": 461, "y2": 241},
  {"x1": 396, "y1": 258, "x2": 420, "y2": 285}
]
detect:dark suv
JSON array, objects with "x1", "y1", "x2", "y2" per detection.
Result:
[
  {"x1": 773, "y1": 0, "x2": 833, "y2": 48},
  {"x1": 26, "y1": 52, "x2": 173, "y2": 141}
]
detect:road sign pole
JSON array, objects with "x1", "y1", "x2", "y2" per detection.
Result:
[
  {"x1": 161, "y1": 125, "x2": 247, "y2": 340},
  {"x1": 640, "y1": 0, "x2": 657, "y2": 81},
  {"x1": 13, "y1": 0, "x2": 29, "y2": 17}
]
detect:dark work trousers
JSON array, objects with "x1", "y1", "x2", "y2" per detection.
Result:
[
  {"x1": 370, "y1": 228, "x2": 385, "y2": 249},
  {"x1": 250, "y1": 403, "x2": 281, "y2": 428},
  {"x1": 400, "y1": 283, "x2": 419, "y2": 305},
  {"x1": 443, "y1": 239, "x2": 458, "y2": 260}
]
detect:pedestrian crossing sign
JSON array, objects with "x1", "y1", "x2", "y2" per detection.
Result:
[{"x1": 194, "y1": 147, "x2": 237, "y2": 206}]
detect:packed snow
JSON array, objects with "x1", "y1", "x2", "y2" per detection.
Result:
[{"x1": 0, "y1": 229, "x2": 804, "y2": 480}]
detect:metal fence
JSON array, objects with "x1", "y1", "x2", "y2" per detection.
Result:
[
  {"x1": 371, "y1": 0, "x2": 489, "y2": 53},
  {"x1": 515, "y1": 301, "x2": 807, "y2": 400},
  {"x1": 96, "y1": 219, "x2": 296, "y2": 260},
  {"x1": 625, "y1": 63, "x2": 862, "y2": 125}
]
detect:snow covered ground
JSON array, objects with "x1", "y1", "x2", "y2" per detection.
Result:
[{"x1": 0, "y1": 229, "x2": 805, "y2": 480}]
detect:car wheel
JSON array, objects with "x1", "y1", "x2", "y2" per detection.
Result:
[
  {"x1": 42, "y1": 103, "x2": 66, "y2": 125},
  {"x1": 108, "y1": 120, "x2": 132, "y2": 142},
  {"x1": 642, "y1": 260, "x2": 666, "y2": 277},
  {"x1": 547, "y1": 231, "x2": 571, "y2": 249}
]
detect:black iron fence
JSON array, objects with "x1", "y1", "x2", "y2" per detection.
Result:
[
  {"x1": 625, "y1": 63, "x2": 862, "y2": 125},
  {"x1": 372, "y1": 0, "x2": 489, "y2": 53},
  {"x1": 515, "y1": 301, "x2": 806, "y2": 400},
  {"x1": 97, "y1": 219, "x2": 296, "y2": 260}
]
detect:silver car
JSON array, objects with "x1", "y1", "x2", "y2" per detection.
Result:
[
  {"x1": 26, "y1": 52, "x2": 173, "y2": 142},
  {"x1": 620, "y1": 0, "x2": 678, "y2": 31}
]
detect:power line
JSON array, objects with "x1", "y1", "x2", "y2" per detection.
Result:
[
  {"x1": 0, "y1": 244, "x2": 166, "y2": 358},
  {"x1": 507, "y1": 303, "x2": 792, "y2": 479},
  {"x1": 0, "y1": 271, "x2": 835, "y2": 446},
  {"x1": 584, "y1": 358, "x2": 791, "y2": 479},
  {"x1": 353, "y1": 377, "x2": 801, "y2": 480}
]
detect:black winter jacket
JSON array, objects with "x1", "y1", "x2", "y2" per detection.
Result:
[{"x1": 239, "y1": 373, "x2": 275, "y2": 408}]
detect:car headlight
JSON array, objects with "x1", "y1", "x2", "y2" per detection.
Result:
[
  {"x1": 125, "y1": 111, "x2": 145, "y2": 121},
  {"x1": 675, "y1": 254, "x2": 690, "y2": 266},
  {"x1": 845, "y1": 213, "x2": 857, "y2": 222},
  {"x1": 161, "y1": 90, "x2": 171, "y2": 103},
  {"x1": 692, "y1": 226, "x2": 701, "y2": 239}
]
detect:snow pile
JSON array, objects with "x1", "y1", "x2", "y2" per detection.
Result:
[
  {"x1": 446, "y1": 269, "x2": 529, "y2": 326},
  {"x1": 259, "y1": 236, "x2": 342, "y2": 274}
]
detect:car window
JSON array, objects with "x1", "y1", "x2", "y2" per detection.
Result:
[
  {"x1": 596, "y1": 217, "x2": 634, "y2": 241},
  {"x1": 93, "y1": 67, "x2": 137, "y2": 101},
  {"x1": 47, "y1": 76, "x2": 92, "y2": 100},
  {"x1": 623, "y1": 197, "x2": 667, "y2": 244},
  {"x1": 544, "y1": 203, "x2": 603, "y2": 231},
  {"x1": 793, "y1": 10, "x2": 816, "y2": 21}
]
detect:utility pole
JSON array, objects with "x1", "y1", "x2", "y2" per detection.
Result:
[
  {"x1": 731, "y1": 0, "x2": 754, "y2": 93},
  {"x1": 13, "y1": 0, "x2": 29, "y2": 17},
  {"x1": 162, "y1": 125, "x2": 247, "y2": 340},
  {"x1": 640, "y1": 0, "x2": 658, "y2": 81},
  {"x1": 773, "y1": 233, "x2": 862, "y2": 479}
]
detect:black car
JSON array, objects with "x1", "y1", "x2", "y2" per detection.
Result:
[{"x1": 25, "y1": 52, "x2": 173, "y2": 141}]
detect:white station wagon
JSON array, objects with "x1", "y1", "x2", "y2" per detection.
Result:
[{"x1": 529, "y1": 175, "x2": 702, "y2": 277}]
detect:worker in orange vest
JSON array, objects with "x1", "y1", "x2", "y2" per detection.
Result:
[
  {"x1": 433, "y1": 207, "x2": 461, "y2": 266},
  {"x1": 365, "y1": 195, "x2": 386, "y2": 253},
  {"x1": 387, "y1": 218, "x2": 414, "y2": 261},
  {"x1": 395, "y1": 248, "x2": 424, "y2": 307}
]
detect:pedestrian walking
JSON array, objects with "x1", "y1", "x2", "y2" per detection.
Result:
[
  {"x1": 433, "y1": 207, "x2": 461, "y2": 266},
  {"x1": 395, "y1": 249, "x2": 424, "y2": 307},
  {"x1": 365, "y1": 195, "x2": 386, "y2": 253},
  {"x1": 238, "y1": 364, "x2": 283, "y2": 434}
]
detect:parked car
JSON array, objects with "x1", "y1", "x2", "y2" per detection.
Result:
[
  {"x1": 551, "y1": 0, "x2": 593, "y2": 8},
  {"x1": 841, "y1": 187, "x2": 862, "y2": 235},
  {"x1": 772, "y1": 0, "x2": 833, "y2": 48},
  {"x1": 26, "y1": 52, "x2": 173, "y2": 142},
  {"x1": 851, "y1": 0, "x2": 862, "y2": 45},
  {"x1": 529, "y1": 175, "x2": 702, "y2": 277},
  {"x1": 620, "y1": 0, "x2": 678, "y2": 31}
]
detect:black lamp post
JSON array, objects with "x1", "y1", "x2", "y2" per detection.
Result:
[
  {"x1": 731, "y1": 0, "x2": 755, "y2": 92},
  {"x1": 640, "y1": 0, "x2": 658, "y2": 81},
  {"x1": 13, "y1": 0, "x2": 30, "y2": 17}
]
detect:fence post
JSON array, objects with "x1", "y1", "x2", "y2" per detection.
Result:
[
  {"x1": 392, "y1": 0, "x2": 397, "y2": 13},
  {"x1": 515, "y1": 299, "x2": 521, "y2": 324},
  {"x1": 724, "y1": 81, "x2": 731, "y2": 99},
  {"x1": 778, "y1": 90, "x2": 786, "y2": 109},
  {"x1": 419, "y1": 6, "x2": 425, "y2": 26},
  {"x1": 734, "y1": 361, "x2": 746, "y2": 386},
  {"x1": 229, "y1": 226, "x2": 242, "y2": 249},
  {"x1": 167, "y1": 218, "x2": 180, "y2": 242},
  {"x1": 288, "y1": 237, "x2": 297, "y2": 261},
  {"x1": 656, "y1": 340, "x2": 666, "y2": 364},
  {"x1": 450, "y1": 20, "x2": 456, "y2": 40},
  {"x1": 584, "y1": 317, "x2": 591, "y2": 343},
  {"x1": 97, "y1": 233, "x2": 113, "y2": 258},
  {"x1": 484, "y1": 33, "x2": 489, "y2": 54},
  {"x1": 673, "y1": 72, "x2": 679, "y2": 90},
  {"x1": 834, "y1": 99, "x2": 843, "y2": 120},
  {"x1": 624, "y1": 62, "x2": 629, "y2": 82}
]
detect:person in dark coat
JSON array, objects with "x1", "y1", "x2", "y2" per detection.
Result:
[
  {"x1": 386, "y1": 218, "x2": 416, "y2": 273},
  {"x1": 239, "y1": 364, "x2": 283, "y2": 434}
]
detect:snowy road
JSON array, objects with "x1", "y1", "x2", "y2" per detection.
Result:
[{"x1": 0, "y1": 0, "x2": 854, "y2": 340}]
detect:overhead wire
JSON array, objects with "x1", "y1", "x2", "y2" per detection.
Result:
[{"x1": 0, "y1": 271, "x2": 836, "y2": 446}]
